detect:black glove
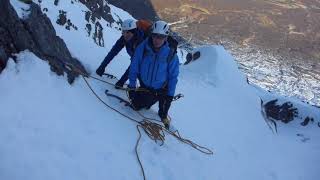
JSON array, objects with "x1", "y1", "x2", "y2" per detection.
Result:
[
  {"x1": 115, "y1": 80, "x2": 125, "y2": 89},
  {"x1": 96, "y1": 66, "x2": 105, "y2": 76},
  {"x1": 158, "y1": 95, "x2": 173, "y2": 120},
  {"x1": 166, "y1": 95, "x2": 174, "y2": 102},
  {"x1": 127, "y1": 86, "x2": 136, "y2": 100}
]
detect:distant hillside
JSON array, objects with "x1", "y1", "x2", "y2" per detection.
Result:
[{"x1": 108, "y1": 0, "x2": 320, "y2": 62}]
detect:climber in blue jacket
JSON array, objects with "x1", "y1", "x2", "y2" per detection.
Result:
[
  {"x1": 96, "y1": 19, "x2": 144, "y2": 88},
  {"x1": 128, "y1": 20, "x2": 179, "y2": 129}
]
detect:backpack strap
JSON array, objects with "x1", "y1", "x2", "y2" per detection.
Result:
[
  {"x1": 142, "y1": 45, "x2": 148, "y2": 59},
  {"x1": 166, "y1": 36, "x2": 178, "y2": 70},
  {"x1": 139, "y1": 42, "x2": 148, "y2": 75},
  {"x1": 164, "y1": 36, "x2": 178, "y2": 90},
  {"x1": 160, "y1": 47, "x2": 177, "y2": 89},
  {"x1": 166, "y1": 47, "x2": 176, "y2": 64}
]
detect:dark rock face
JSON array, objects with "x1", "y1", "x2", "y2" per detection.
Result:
[
  {"x1": 0, "y1": 0, "x2": 35, "y2": 54},
  {"x1": 0, "y1": 47, "x2": 8, "y2": 71},
  {"x1": 0, "y1": 48, "x2": 7, "y2": 61},
  {"x1": 300, "y1": 117, "x2": 314, "y2": 126},
  {"x1": 93, "y1": 21, "x2": 104, "y2": 46},
  {"x1": 56, "y1": 10, "x2": 67, "y2": 26},
  {"x1": 54, "y1": 0, "x2": 59, "y2": 6},
  {"x1": 0, "y1": 0, "x2": 87, "y2": 83},
  {"x1": 264, "y1": 99, "x2": 298, "y2": 124},
  {"x1": 79, "y1": 0, "x2": 116, "y2": 47},
  {"x1": 0, "y1": 27, "x2": 13, "y2": 70},
  {"x1": 56, "y1": 10, "x2": 78, "y2": 31},
  {"x1": 263, "y1": 99, "x2": 320, "y2": 128},
  {"x1": 0, "y1": 0, "x2": 34, "y2": 72},
  {"x1": 107, "y1": 0, "x2": 158, "y2": 21},
  {"x1": 80, "y1": 0, "x2": 115, "y2": 24}
]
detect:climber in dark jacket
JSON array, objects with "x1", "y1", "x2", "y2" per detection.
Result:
[
  {"x1": 96, "y1": 19, "x2": 144, "y2": 88},
  {"x1": 128, "y1": 21, "x2": 179, "y2": 129}
]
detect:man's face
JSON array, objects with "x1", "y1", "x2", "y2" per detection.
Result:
[
  {"x1": 122, "y1": 30, "x2": 134, "y2": 41},
  {"x1": 152, "y1": 33, "x2": 167, "y2": 49}
]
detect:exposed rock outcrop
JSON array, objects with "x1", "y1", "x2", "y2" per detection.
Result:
[
  {"x1": 264, "y1": 99, "x2": 298, "y2": 124},
  {"x1": 263, "y1": 99, "x2": 319, "y2": 128},
  {"x1": 56, "y1": 10, "x2": 78, "y2": 31},
  {"x1": 0, "y1": 47, "x2": 8, "y2": 71},
  {"x1": 79, "y1": 0, "x2": 117, "y2": 47},
  {"x1": 0, "y1": 0, "x2": 87, "y2": 83},
  {"x1": 80, "y1": 0, "x2": 115, "y2": 24}
]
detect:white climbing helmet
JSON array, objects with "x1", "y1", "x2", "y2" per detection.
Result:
[
  {"x1": 121, "y1": 19, "x2": 137, "y2": 31},
  {"x1": 152, "y1": 20, "x2": 169, "y2": 36}
]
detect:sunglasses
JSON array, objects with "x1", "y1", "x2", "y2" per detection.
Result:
[{"x1": 152, "y1": 33, "x2": 167, "y2": 39}]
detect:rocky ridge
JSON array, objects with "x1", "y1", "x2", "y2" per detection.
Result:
[{"x1": 0, "y1": 0, "x2": 87, "y2": 83}]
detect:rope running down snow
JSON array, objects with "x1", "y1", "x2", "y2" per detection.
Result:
[
  {"x1": 62, "y1": 62, "x2": 213, "y2": 179},
  {"x1": 81, "y1": 75, "x2": 213, "y2": 180}
]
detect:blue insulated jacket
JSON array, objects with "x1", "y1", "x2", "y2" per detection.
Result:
[
  {"x1": 99, "y1": 29, "x2": 144, "y2": 68},
  {"x1": 129, "y1": 38, "x2": 179, "y2": 96}
]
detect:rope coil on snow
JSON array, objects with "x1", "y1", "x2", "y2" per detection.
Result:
[
  {"x1": 81, "y1": 75, "x2": 213, "y2": 180},
  {"x1": 62, "y1": 62, "x2": 213, "y2": 180}
]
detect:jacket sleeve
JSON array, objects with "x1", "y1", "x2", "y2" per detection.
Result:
[
  {"x1": 167, "y1": 54, "x2": 179, "y2": 96},
  {"x1": 129, "y1": 42, "x2": 144, "y2": 88},
  {"x1": 99, "y1": 36, "x2": 125, "y2": 68}
]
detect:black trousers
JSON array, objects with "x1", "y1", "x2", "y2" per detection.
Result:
[{"x1": 129, "y1": 84, "x2": 172, "y2": 119}]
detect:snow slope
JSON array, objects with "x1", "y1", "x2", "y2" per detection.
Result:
[{"x1": 1, "y1": 1, "x2": 319, "y2": 180}]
